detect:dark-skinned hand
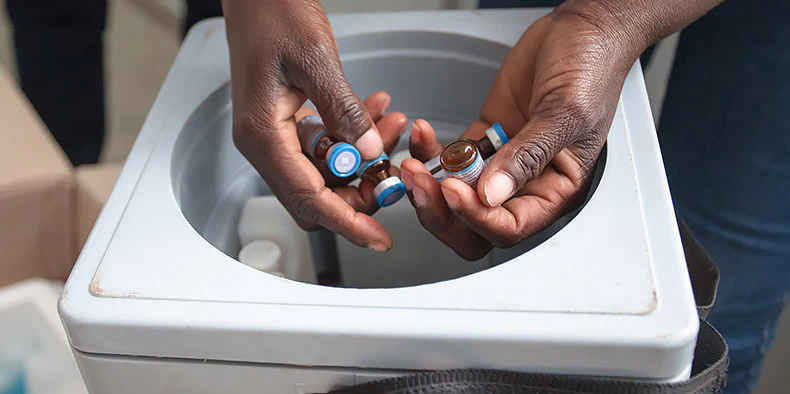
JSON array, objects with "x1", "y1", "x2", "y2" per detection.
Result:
[
  {"x1": 221, "y1": 0, "x2": 405, "y2": 251},
  {"x1": 400, "y1": 0, "x2": 724, "y2": 260}
]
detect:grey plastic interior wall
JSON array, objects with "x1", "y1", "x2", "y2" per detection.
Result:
[{"x1": 171, "y1": 31, "x2": 603, "y2": 288}]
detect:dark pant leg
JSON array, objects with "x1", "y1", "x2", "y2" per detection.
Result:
[
  {"x1": 657, "y1": 1, "x2": 790, "y2": 393},
  {"x1": 6, "y1": 0, "x2": 107, "y2": 166},
  {"x1": 182, "y1": 0, "x2": 223, "y2": 38}
]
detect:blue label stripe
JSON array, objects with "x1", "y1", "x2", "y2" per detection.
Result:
[{"x1": 446, "y1": 151, "x2": 483, "y2": 176}]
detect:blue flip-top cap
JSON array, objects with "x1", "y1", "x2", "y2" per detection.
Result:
[
  {"x1": 327, "y1": 143, "x2": 361, "y2": 178},
  {"x1": 376, "y1": 179, "x2": 407, "y2": 207},
  {"x1": 492, "y1": 123, "x2": 510, "y2": 145}
]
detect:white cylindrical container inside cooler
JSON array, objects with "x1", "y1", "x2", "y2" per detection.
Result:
[{"x1": 237, "y1": 197, "x2": 315, "y2": 282}]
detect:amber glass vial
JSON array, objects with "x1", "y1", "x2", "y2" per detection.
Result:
[
  {"x1": 440, "y1": 141, "x2": 486, "y2": 188},
  {"x1": 424, "y1": 123, "x2": 509, "y2": 182},
  {"x1": 297, "y1": 115, "x2": 361, "y2": 178},
  {"x1": 357, "y1": 153, "x2": 406, "y2": 207}
]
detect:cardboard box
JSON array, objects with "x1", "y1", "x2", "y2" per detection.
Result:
[
  {"x1": 0, "y1": 66, "x2": 74, "y2": 287},
  {"x1": 74, "y1": 163, "x2": 122, "y2": 258}
]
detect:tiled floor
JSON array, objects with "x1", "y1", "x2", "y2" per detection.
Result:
[{"x1": 0, "y1": 1, "x2": 786, "y2": 392}]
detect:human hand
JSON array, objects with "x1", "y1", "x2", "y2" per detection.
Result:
[
  {"x1": 401, "y1": 3, "x2": 697, "y2": 260},
  {"x1": 295, "y1": 91, "x2": 408, "y2": 213},
  {"x1": 221, "y1": 1, "x2": 399, "y2": 250}
]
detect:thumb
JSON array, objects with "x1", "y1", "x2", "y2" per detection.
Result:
[
  {"x1": 297, "y1": 59, "x2": 383, "y2": 160},
  {"x1": 478, "y1": 118, "x2": 569, "y2": 207}
]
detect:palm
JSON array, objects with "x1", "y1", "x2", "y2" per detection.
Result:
[{"x1": 403, "y1": 12, "x2": 621, "y2": 259}]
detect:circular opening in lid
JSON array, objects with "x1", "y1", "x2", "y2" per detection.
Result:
[{"x1": 171, "y1": 30, "x2": 607, "y2": 290}]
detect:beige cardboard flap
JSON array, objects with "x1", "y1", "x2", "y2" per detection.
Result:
[
  {"x1": 75, "y1": 163, "x2": 123, "y2": 258},
  {"x1": 0, "y1": 64, "x2": 74, "y2": 287}
]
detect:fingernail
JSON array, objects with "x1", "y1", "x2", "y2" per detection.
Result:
[
  {"x1": 413, "y1": 185, "x2": 428, "y2": 207},
  {"x1": 356, "y1": 128, "x2": 384, "y2": 160},
  {"x1": 381, "y1": 94, "x2": 391, "y2": 114},
  {"x1": 442, "y1": 188, "x2": 461, "y2": 211},
  {"x1": 401, "y1": 168, "x2": 414, "y2": 190},
  {"x1": 369, "y1": 241, "x2": 389, "y2": 252},
  {"x1": 410, "y1": 122, "x2": 421, "y2": 145},
  {"x1": 398, "y1": 117, "x2": 409, "y2": 136},
  {"x1": 484, "y1": 171, "x2": 515, "y2": 207}
]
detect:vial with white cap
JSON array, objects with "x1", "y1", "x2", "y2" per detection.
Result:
[
  {"x1": 357, "y1": 153, "x2": 406, "y2": 207},
  {"x1": 424, "y1": 123, "x2": 509, "y2": 182},
  {"x1": 297, "y1": 115, "x2": 361, "y2": 178}
]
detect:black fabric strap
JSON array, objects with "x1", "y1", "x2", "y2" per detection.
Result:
[
  {"x1": 678, "y1": 217, "x2": 719, "y2": 320},
  {"x1": 331, "y1": 322, "x2": 727, "y2": 394},
  {"x1": 330, "y1": 216, "x2": 728, "y2": 394}
]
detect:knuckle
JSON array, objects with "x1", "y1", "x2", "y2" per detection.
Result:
[
  {"x1": 490, "y1": 233, "x2": 522, "y2": 249},
  {"x1": 510, "y1": 139, "x2": 553, "y2": 184},
  {"x1": 489, "y1": 219, "x2": 527, "y2": 248},
  {"x1": 288, "y1": 190, "x2": 322, "y2": 225},
  {"x1": 539, "y1": 194, "x2": 559, "y2": 216},
  {"x1": 506, "y1": 231, "x2": 527, "y2": 247},
  {"x1": 231, "y1": 116, "x2": 259, "y2": 153},
  {"x1": 332, "y1": 95, "x2": 369, "y2": 135},
  {"x1": 231, "y1": 105, "x2": 276, "y2": 149},
  {"x1": 416, "y1": 211, "x2": 454, "y2": 234},
  {"x1": 295, "y1": 218, "x2": 321, "y2": 232},
  {"x1": 458, "y1": 247, "x2": 490, "y2": 262}
]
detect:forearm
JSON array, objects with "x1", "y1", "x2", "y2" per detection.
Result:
[{"x1": 558, "y1": 0, "x2": 725, "y2": 60}]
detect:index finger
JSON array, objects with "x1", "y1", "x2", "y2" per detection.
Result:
[
  {"x1": 439, "y1": 150, "x2": 588, "y2": 247},
  {"x1": 239, "y1": 119, "x2": 393, "y2": 251}
]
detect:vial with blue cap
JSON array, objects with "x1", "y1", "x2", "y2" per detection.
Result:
[
  {"x1": 357, "y1": 153, "x2": 406, "y2": 208},
  {"x1": 297, "y1": 115, "x2": 361, "y2": 178},
  {"x1": 440, "y1": 141, "x2": 486, "y2": 189},
  {"x1": 424, "y1": 123, "x2": 509, "y2": 182}
]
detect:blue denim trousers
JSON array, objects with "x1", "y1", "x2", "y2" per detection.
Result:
[{"x1": 481, "y1": 1, "x2": 790, "y2": 393}]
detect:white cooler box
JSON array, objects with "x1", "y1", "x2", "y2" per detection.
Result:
[{"x1": 59, "y1": 9, "x2": 698, "y2": 394}]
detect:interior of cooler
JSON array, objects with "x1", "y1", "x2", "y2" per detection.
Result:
[{"x1": 171, "y1": 31, "x2": 604, "y2": 289}]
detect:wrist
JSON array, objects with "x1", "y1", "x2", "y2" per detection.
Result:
[
  {"x1": 553, "y1": 1, "x2": 652, "y2": 65},
  {"x1": 222, "y1": 0, "x2": 323, "y2": 22},
  {"x1": 555, "y1": 0, "x2": 724, "y2": 62}
]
